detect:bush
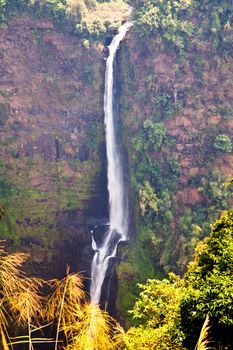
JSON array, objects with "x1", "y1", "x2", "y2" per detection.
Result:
[
  {"x1": 214, "y1": 134, "x2": 232, "y2": 152},
  {"x1": 0, "y1": 102, "x2": 9, "y2": 126},
  {"x1": 139, "y1": 181, "x2": 158, "y2": 218},
  {"x1": 143, "y1": 120, "x2": 167, "y2": 151}
]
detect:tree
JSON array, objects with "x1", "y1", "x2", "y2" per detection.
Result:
[
  {"x1": 125, "y1": 209, "x2": 233, "y2": 349},
  {"x1": 139, "y1": 181, "x2": 158, "y2": 218},
  {"x1": 180, "y1": 210, "x2": 233, "y2": 349},
  {"x1": 124, "y1": 274, "x2": 186, "y2": 350},
  {"x1": 143, "y1": 120, "x2": 167, "y2": 151}
]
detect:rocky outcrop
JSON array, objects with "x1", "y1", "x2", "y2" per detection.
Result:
[
  {"x1": 0, "y1": 14, "x2": 107, "y2": 281},
  {"x1": 116, "y1": 32, "x2": 233, "y2": 319}
]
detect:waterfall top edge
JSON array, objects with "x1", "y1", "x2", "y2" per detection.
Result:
[{"x1": 107, "y1": 22, "x2": 133, "y2": 49}]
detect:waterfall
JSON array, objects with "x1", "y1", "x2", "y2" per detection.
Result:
[{"x1": 90, "y1": 22, "x2": 131, "y2": 305}]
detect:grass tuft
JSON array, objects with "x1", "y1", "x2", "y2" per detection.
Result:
[{"x1": 195, "y1": 315, "x2": 213, "y2": 350}]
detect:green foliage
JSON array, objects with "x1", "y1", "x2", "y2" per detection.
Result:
[
  {"x1": 88, "y1": 122, "x2": 103, "y2": 152},
  {"x1": 130, "y1": 119, "x2": 178, "y2": 221},
  {"x1": 143, "y1": 120, "x2": 167, "y2": 151},
  {"x1": 127, "y1": 116, "x2": 182, "y2": 279},
  {"x1": 124, "y1": 325, "x2": 185, "y2": 350},
  {"x1": 129, "y1": 275, "x2": 184, "y2": 328},
  {"x1": 0, "y1": 102, "x2": 9, "y2": 126},
  {"x1": 0, "y1": 0, "x2": 29, "y2": 21},
  {"x1": 131, "y1": 0, "x2": 193, "y2": 49},
  {"x1": 192, "y1": 0, "x2": 233, "y2": 55},
  {"x1": 0, "y1": 206, "x2": 4, "y2": 221},
  {"x1": 132, "y1": 120, "x2": 168, "y2": 154},
  {"x1": 180, "y1": 210, "x2": 233, "y2": 348},
  {"x1": 76, "y1": 18, "x2": 107, "y2": 37},
  {"x1": 157, "y1": 189, "x2": 173, "y2": 221},
  {"x1": 0, "y1": 0, "x2": 7, "y2": 21},
  {"x1": 0, "y1": 0, "x2": 124, "y2": 38},
  {"x1": 207, "y1": 179, "x2": 231, "y2": 209},
  {"x1": 116, "y1": 228, "x2": 156, "y2": 322},
  {"x1": 125, "y1": 210, "x2": 233, "y2": 349},
  {"x1": 0, "y1": 178, "x2": 19, "y2": 197},
  {"x1": 130, "y1": 0, "x2": 233, "y2": 55},
  {"x1": 224, "y1": 178, "x2": 233, "y2": 188},
  {"x1": 152, "y1": 92, "x2": 182, "y2": 120},
  {"x1": 194, "y1": 1, "x2": 233, "y2": 33},
  {"x1": 179, "y1": 208, "x2": 193, "y2": 234},
  {"x1": 131, "y1": 120, "x2": 174, "y2": 190},
  {"x1": 214, "y1": 134, "x2": 232, "y2": 153},
  {"x1": 139, "y1": 181, "x2": 158, "y2": 218},
  {"x1": 125, "y1": 274, "x2": 186, "y2": 349}
]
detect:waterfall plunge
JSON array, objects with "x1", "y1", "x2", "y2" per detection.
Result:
[{"x1": 90, "y1": 23, "x2": 131, "y2": 305}]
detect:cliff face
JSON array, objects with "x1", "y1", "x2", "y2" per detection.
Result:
[
  {"x1": 0, "y1": 15, "x2": 107, "y2": 280},
  {"x1": 117, "y1": 33, "x2": 233, "y2": 318},
  {"x1": 0, "y1": 10, "x2": 233, "y2": 317}
]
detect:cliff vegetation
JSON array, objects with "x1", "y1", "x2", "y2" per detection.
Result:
[{"x1": 117, "y1": 0, "x2": 233, "y2": 319}]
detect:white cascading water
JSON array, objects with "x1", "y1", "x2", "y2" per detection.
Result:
[{"x1": 90, "y1": 23, "x2": 131, "y2": 305}]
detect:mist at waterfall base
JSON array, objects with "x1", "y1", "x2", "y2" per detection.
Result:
[{"x1": 90, "y1": 23, "x2": 131, "y2": 306}]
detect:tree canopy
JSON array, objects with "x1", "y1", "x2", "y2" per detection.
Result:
[{"x1": 124, "y1": 209, "x2": 233, "y2": 349}]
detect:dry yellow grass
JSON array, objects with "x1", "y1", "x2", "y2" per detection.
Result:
[
  {"x1": 65, "y1": 0, "x2": 130, "y2": 27},
  {"x1": 47, "y1": 268, "x2": 124, "y2": 350},
  {"x1": 0, "y1": 252, "x2": 29, "y2": 296},
  {"x1": 1, "y1": 327, "x2": 10, "y2": 350},
  {"x1": 47, "y1": 270, "x2": 85, "y2": 350},
  {"x1": 86, "y1": 0, "x2": 130, "y2": 27},
  {"x1": 0, "y1": 246, "x2": 45, "y2": 349},
  {"x1": 195, "y1": 315, "x2": 213, "y2": 350},
  {"x1": 63, "y1": 303, "x2": 123, "y2": 350},
  {"x1": 0, "y1": 246, "x2": 123, "y2": 350},
  {"x1": 8, "y1": 279, "x2": 43, "y2": 326}
]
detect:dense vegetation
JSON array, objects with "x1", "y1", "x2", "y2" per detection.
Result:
[
  {"x1": 130, "y1": 0, "x2": 233, "y2": 54},
  {"x1": 125, "y1": 209, "x2": 233, "y2": 349},
  {"x1": 0, "y1": 0, "x2": 129, "y2": 39}
]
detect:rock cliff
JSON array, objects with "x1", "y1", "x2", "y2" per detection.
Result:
[
  {"x1": 0, "y1": 10, "x2": 233, "y2": 317},
  {"x1": 0, "y1": 14, "x2": 107, "y2": 283}
]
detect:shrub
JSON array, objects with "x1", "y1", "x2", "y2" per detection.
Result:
[
  {"x1": 143, "y1": 120, "x2": 167, "y2": 151},
  {"x1": 0, "y1": 102, "x2": 9, "y2": 126},
  {"x1": 214, "y1": 134, "x2": 232, "y2": 152}
]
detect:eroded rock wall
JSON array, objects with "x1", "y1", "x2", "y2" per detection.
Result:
[
  {"x1": 117, "y1": 32, "x2": 233, "y2": 319},
  {"x1": 0, "y1": 15, "x2": 107, "y2": 280}
]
